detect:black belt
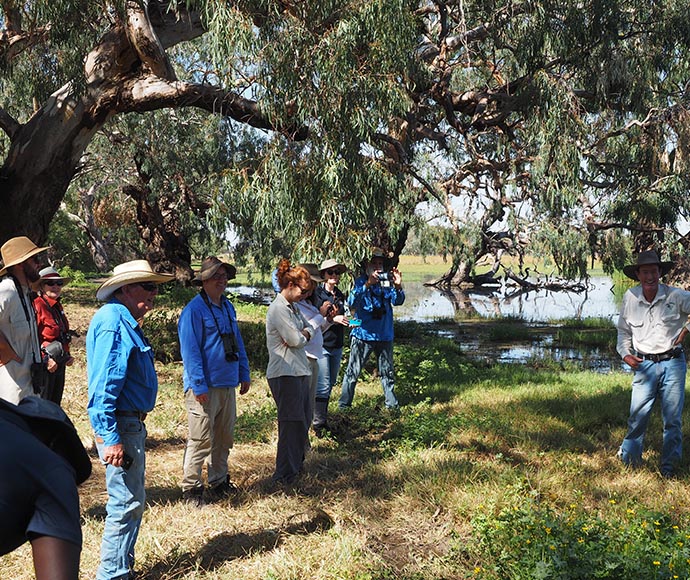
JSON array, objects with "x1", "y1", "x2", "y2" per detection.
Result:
[
  {"x1": 636, "y1": 347, "x2": 684, "y2": 363},
  {"x1": 115, "y1": 410, "x2": 147, "y2": 421}
]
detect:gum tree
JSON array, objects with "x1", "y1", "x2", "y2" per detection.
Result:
[
  {"x1": 3, "y1": 1, "x2": 690, "y2": 282},
  {"x1": 212, "y1": 1, "x2": 690, "y2": 283}
]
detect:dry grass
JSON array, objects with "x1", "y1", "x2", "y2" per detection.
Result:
[
  {"x1": 5, "y1": 281, "x2": 690, "y2": 579},
  {"x1": 1, "y1": 288, "x2": 463, "y2": 580}
]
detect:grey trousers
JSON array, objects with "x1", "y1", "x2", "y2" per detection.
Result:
[{"x1": 268, "y1": 375, "x2": 311, "y2": 483}]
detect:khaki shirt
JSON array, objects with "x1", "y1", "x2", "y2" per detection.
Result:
[
  {"x1": 0, "y1": 276, "x2": 41, "y2": 403},
  {"x1": 616, "y1": 284, "x2": 690, "y2": 358}
]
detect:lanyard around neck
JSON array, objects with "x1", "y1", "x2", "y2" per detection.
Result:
[
  {"x1": 200, "y1": 290, "x2": 233, "y2": 336},
  {"x1": 10, "y1": 276, "x2": 40, "y2": 363}
]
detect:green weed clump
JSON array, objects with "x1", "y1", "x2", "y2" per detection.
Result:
[
  {"x1": 553, "y1": 317, "x2": 617, "y2": 350},
  {"x1": 394, "y1": 337, "x2": 476, "y2": 403},
  {"x1": 143, "y1": 308, "x2": 182, "y2": 363},
  {"x1": 237, "y1": 320, "x2": 270, "y2": 370},
  {"x1": 387, "y1": 400, "x2": 466, "y2": 449},
  {"x1": 470, "y1": 487, "x2": 690, "y2": 580}
]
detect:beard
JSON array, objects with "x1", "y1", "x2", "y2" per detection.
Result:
[{"x1": 22, "y1": 260, "x2": 41, "y2": 283}]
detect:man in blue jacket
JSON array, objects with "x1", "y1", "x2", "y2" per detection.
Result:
[
  {"x1": 339, "y1": 248, "x2": 405, "y2": 410},
  {"x1": 178, "y1": 257, "x2": 251, "y2": 506},
  {"x1": 87, "y1": 260, "x2": 174, "y2": 580}
]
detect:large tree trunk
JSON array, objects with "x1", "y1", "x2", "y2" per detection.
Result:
[
  {"x1": 0, "y1": 2, "x2": 298, "y2": 248},
  {"x1": 62, "y1": 184, "x2": 112, "y2": 272},
  {"x1": 428, "y1": 258, "x2": 473, "y2": 287},
  {"x1": 123, "y1": 184, "x2": 195, "y2": 283}
]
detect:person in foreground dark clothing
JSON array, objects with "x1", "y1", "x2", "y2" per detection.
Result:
[{"x1": 0, "y1": 395, "x2": 92, "y2": 580}]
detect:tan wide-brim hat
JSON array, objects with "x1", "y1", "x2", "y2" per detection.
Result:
[
  {"x1": 0, "y1": 236, "x2": 50, "y2": 277},
  {"x1": 300, "y1": 263, "x2": 325, "y2": 283},
  {"x1": 96, "y1": 260, "x2": 175, "y2": 301},
  {"x1": 192, "y1": 256, "x2": 237, "y2": 286},
  {"x1": 319, "y1": 258, "x2": 347, "y2": 275},
  {"x1": 622, "y1": 250, "x2": 674, "y2": 280},
  {"x1": 33, "y1": 266, "x2": 72, "y2": 292}
]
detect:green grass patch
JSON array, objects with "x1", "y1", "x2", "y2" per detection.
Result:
[{"x1": 470, "y1": 486, "x2": 690, "y2": 579}]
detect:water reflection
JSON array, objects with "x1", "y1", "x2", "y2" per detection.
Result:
[
  {"x1": 228, "y1": 278, "x2": 624, "y2": 372},
  {"x1": 394, "y1": 276, "x2": 620, "y2": 323},
  {"x1": 396, "y1": 277, "x2": 623, "y2": 372}
]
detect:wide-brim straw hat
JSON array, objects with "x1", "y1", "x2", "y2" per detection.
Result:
[
  {"x1": 33, "y1": 266, "x2": 71, "y2": 291},
  {"x1": 319, "y1": 258, "x2": 347, "y2": 275},
  {"x1": 300, "y1": 263, "x2": 325, "y2": 283},
  {"x1": 192, "y1": 256, "x2": 237, "y2": 286},
  {"x1": 622, "y1": 250, "x2": 674, "y2": 280},
  {"x1": 0, "y1": 236, "x2": 50, "y2": 277},
  {"x1": 96, "y1": 260, "x2": 175, "y2": 301}
]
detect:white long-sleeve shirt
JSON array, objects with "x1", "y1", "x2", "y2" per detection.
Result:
[
  {"x1": 295, "y1": 300, "x2": 330, "y2": 360},
  {"x1": 0, "y1": 277, "x2": 41, "y2": 404},
  {"x1": 616, "y1": 284, "x2": 690, "y2": 358},
  {"x1": 265, "y1": 293, "x2": 312, "y2": 379}
]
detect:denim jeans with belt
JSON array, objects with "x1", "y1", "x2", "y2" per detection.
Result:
[
  {"x1": 95, "y1": 416, "x2": 147, "y2": 580},
  {"x1": 339, "y1": 335, "x2": 399, "y2": 409},
  {"x1": 619, "y1": 354, "x2": 686, "y2": 473}
]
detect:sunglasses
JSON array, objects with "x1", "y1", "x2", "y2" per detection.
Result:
[
  {"x1": 136, "y1": 282, "x2": 159, "y2": 292},
  {"x1": 293, "y1": 283, "x2": 311, "y2": 295},
  {"x1": 44, "y1": 281, "x2": 64, "y2": 287},
  {"x1": 325, "y1": 269, "x2": 341, "y2": 276}
]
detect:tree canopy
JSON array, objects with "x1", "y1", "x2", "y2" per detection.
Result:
[{"x1": 2, "y1": 1, "x2": 690, "y2": 281}]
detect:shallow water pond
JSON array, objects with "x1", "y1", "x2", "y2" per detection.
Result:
[
  {"x1": 394, "y1": 276, "x2": 620, "y2": 323},
  {"x1": 230, "y1": 277, "x2": 625, "y2": 372},
  {"x1": 394, "y1": 277, "x2": 623, "y2": 372}
]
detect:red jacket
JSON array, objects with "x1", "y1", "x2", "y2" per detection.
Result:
[{"x1": 33, "y1": 294, "x2": 71, "y2": 354}]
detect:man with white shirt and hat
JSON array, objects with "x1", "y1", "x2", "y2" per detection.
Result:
[
  {"x1": 616, "y1": 250, "x2": 690, "y2": 478},
  {"x1": 0, "y1": 236, "x2": 53, "y2": 404}
]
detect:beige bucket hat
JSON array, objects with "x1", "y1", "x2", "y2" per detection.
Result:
[
  {"x1": 318, "y1": 258, "x2": 347, "y2": 275},
  {"x1": 96, "y1": 260, "x2": 175, "y2": 300},
  {"x1": 0, "y1": 236, "x2": 50, "y2": 277},
  {"x1": 300, "y1": 263, "x2": 325, "y2": 283}
]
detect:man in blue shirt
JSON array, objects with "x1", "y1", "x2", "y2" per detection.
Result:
[
  {"x1": 178, "y1": 257, "x2": 251, "y2": 506},
  {"x1": 87, "y1": 260, "x2": 174, "y2": 580},
  {"x1": 339, "y1": 248, "x2": 405, "y2": 410}
]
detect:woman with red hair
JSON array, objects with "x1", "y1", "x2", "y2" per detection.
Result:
[{"x1": 265, "y1": 259, "x2": 315, "y2": 484}]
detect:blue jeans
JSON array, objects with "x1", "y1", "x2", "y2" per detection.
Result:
[
  {"x1": 619, "y1": 355, "x2": 686, "y2": 473},
  {"x1": 316, "y1": 347, "x2": 343, "y2": 400},
  {"x1": 95, "y1": 417, "x2": 147, "y2": 580},
  {"x1": 339, "y1": 336, "x2": 399, "y2": 409}
]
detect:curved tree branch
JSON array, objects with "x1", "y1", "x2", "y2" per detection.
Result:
[
  {"x1": 94, "y1": 74, "x2": 307, "y2": 139},
  {"x1": 0, "y1": 106, "x2": 20, "y2": 139},
  {"x1": 126, "y1": 0, "x2": 176, "y2": 80}
]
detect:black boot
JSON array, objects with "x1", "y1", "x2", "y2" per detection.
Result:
[{"x1": 313, "y1": 398, "x2": 330, "y2": 437}]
